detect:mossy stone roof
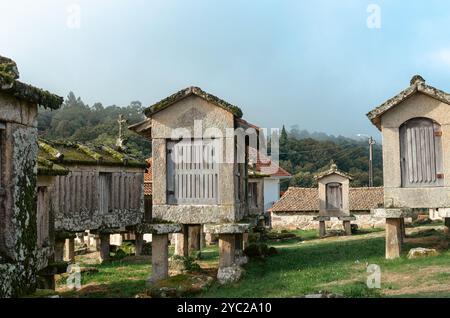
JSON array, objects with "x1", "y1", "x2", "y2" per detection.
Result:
[
  {"x1": 0, "y1": 55, "x2": 63, "y2": 110},
  {"x1": 37, "y1": 139, "x2": 147, "y2": 176},
  {"x1": 144, "y1": 86, "x2": 243, "y2": 118}
]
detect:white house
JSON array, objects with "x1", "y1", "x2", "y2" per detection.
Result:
[{"x1": 249, "y1": 148, "x2": 292, "y2": 212}]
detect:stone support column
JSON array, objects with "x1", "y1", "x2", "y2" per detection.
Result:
[
  {"x1": 149, "y1": 233, "x2": 169, "y2": 283},
  {"x1": 99, "y1": 233, "x2": 110, "y2": 263},
  {"x1": 135, "y1": 233, "x2": 144, "y2": 256},
  {"x1": 219, "y1": 234, "x2": 236, "y2": 268},
  {"x1": 188, "y1": 225, "x2": 202, "y2": 253},
  {"x1": 319, "y1": 221, "x2": 326, "y2": 237},
  {"x1": 386, "y1": 218, "x2": 402, "y2": 259},
  {"x1": 343, "y1": 221, "x2": 351, "y2": 236},
  {"x1": 64, "y1": 238, "x2": 75, "y2": 262},
  {"x1": 54, "y1": 238, "x2": 65, "y2": 262}
]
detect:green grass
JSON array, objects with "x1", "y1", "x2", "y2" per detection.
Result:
[{"x1": 54, "y1": 227, "x2": 450, "y2": 298}]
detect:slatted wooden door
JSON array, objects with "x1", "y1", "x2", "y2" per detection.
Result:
[
  {"x1": 167, "y1": 139, "x2": 219, "y2": 204},
  {"x1": 98, "y1": 173, "x2": 112, "y2": 213},
  {"x1": 326, "y1": 182, "x2": 342, "y2": 210},
  {"x1": 400, "y1": 118, "x2": 443, "y2": 187}
]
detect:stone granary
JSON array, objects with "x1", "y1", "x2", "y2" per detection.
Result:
[
  {"x1": 270, "y1": 164, "x2": 384, "y2": 235},
  {"x1": 367, "y1": 75, "x2": 450, "y2": 259},
  {"x1": 37, "y1": 139, "x2": 147, "y2": 266},
  {"x1": 0, "y1": 55, "x2": 63, "y2": 297},
  {"x1": 129, "y1": 86, "x2": 262, "y2": 284}
]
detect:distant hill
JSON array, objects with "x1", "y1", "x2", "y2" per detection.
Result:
[
  {"x1": 37, "y1": 92, "x2": 151, "y2": 159},
  {"x1": 279, "y1": 125, "x2": 383, "y2": 190},
  {"x1": 37, "y1": 92, "x2": 382, "y2": 188}
]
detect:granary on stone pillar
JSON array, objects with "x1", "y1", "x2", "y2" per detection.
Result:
[
  {"x1": 36, "y1": 139, "x2": 147, "y2": 264},
  {"x1": 314, "y1": 162, "x2": 354, "y2": 237},
  {"x1": 0, "y1": 55, "x2": 64, "y2": 297},
  {"x1": 129, "y1": 86, "x2": 261, "y2": 284},
  {"x1": 367, "y1": 75, "x2": 450, "y2": 259},
  {"x1": 270, "y1": 174, "x2": 385, "y2": 235}
]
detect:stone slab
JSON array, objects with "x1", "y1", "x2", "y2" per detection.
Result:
[
  {"x1": 313, "y1": 216, "x2": 331, "y2": 221},
  {"x1": 338, "y1": 216, "x2": 356, "y2": 221},
  {"x1": 136, "y1": 223, "x2": 182, "y2": 235},
  {"x1": 372, "y1": 208, "x2": 414, "y2": 218},
  {"x1": 204, "y1": 223, "x2": 250, "y2": 234}
]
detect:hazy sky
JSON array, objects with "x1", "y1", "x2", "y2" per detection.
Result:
[{"x1": 2, "y1": 0, "x2": 450, "y2": 139}]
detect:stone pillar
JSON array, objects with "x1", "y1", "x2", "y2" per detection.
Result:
[
  {"x1": 386, "y1": 218, "x2": 402, "y2": 259},
  {"x1": 98, "y1": 233, "x2": 110, "y2": 263},
  {"x1": 76, "y1": 232, "x2": 85, "y2": 244},
  {"x1": 235, "y1": 233, "x2": 243, "y2": 252},
  {"x1": 319, "y1": 221, "x2": 326, "y2": 237},
  {"x1": 54, "y1": 239, "x2": 65, "y2": 262},
  {"x1": 200, "y1": 230, "x2": 206, "y2": 248},
  {"x1": 188, "y1": 225, "x2": 201, "y2": 253},
  {"x1": 400, "y1": 218, "x2": 406, "y2": 243},
  {"x1": 64, "y1": 238, "x2": 75, "y2": 262},
  {"x1": 174, "y1": 225, "x2": 189, "y2": 257},
  {"x1": 135, "y1": 233, "x2": 144, "y2": 256},
  {"x1": 444, "y1": 218, "x2": 450, "y2": 237},
  {"x1": 242, "y1": 232, "x2": 249, "y2": 250},
  {"x1": 343, "y1": 221, "x2": 351, "y2": 236},
  {"x1": 219, "y1": 234, "x2": 236, "y2": 268},
  {"x1": 149, "y1": 233, "x2": 169, "y2": 283},
  {"x1": 92, "y1": 234, "x2": 101, "y2": 251}
]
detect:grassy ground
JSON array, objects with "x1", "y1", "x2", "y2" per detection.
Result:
[{"x1": 53, "y1": 224, "x2": 450, "y2": 298}]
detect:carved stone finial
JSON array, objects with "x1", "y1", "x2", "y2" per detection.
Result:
[
  {"x1": 116, "y1": 114, "x2": 128, "y2": 149},
  {"x1": 410, "y1": 75, "x2": 425, "y2": 86}
]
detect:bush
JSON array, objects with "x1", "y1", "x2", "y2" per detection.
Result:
[
  {"x1": 142, "y1": 242, "x2": 152, "y2": 255},
  {"x1": 244, "y1": 243, "x2": 278, "y2": 259}
]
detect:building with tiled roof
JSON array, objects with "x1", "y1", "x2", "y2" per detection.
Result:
[
  {"x1": 271, "y1": 187, "x2": 384, "y2": 213},
  {"x1": 248, "y1": 147, "x2": 292, "y2": 213},
  {"x1": 270, "y1": 187, "x2": 385, "y2": 231}
]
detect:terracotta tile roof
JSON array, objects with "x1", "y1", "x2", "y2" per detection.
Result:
[
  {"x1": 144, "y1": 158, "x2": 152, "y2": 196},
  {"x1": 144, "y1": 182, "x2": 152, "y2": 197},
  {"x1": 349, "y1": 187, "x2": 384, "y2": 211},
  {"x1": 270, "y1": 187, "x2": 384, "y2": 212},
  {"x1": 270, "y1": 188, "x2": 319, "y2": 212},
  {"x1": 249, "y1": 147, "x2": 292, "y2": 178}
]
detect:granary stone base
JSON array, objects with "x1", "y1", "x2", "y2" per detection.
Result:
[
  {"x1": 98, "y1": 233, "x2": 110, "y2": 263},
  {"x1": 147, "y1": 233, "x2": 169, "y2": 285},
  {"x1": 143, "y1": 224, "x2": 182, "y2": 285},
  {"x1": 386, "y1": 218, "x2": 402, "y2": 259},
  {"x1": 64, "y1": 238, "x2": 75, "y2": 263}
]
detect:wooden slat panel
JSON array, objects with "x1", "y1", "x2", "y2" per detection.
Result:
[{"x1": 401, "y1": 118, "x2": 441, "y2": 187}]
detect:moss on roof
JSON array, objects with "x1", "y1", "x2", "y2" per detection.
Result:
[
  {"x1": 144, "y1": 86, "x2": 243, "y2": 118},
  {"x1": 0, "y1": 55, "x2": 63, "y2": 110},
  {"x1": 38, "y1": 139, "x2": 147, "y2": 170},
  {"x1": 37, "y1": 156, "x2": 69, "y2": 176}
]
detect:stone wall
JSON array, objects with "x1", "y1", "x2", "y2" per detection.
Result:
[
  {"x1": 0, "y1": 93, "x2": 42, "y2": 297},
  {"x1": 271, "y1": 212, "x2": 385, "y2": 231}
]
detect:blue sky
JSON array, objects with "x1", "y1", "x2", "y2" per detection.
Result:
[{"x1": 2, "y1": 0, "x2": 450, "y2": 139}]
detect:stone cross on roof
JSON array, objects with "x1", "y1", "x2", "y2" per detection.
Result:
[{"x1": 116, "y1": 114, "x2": 127, "y2": 149}]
